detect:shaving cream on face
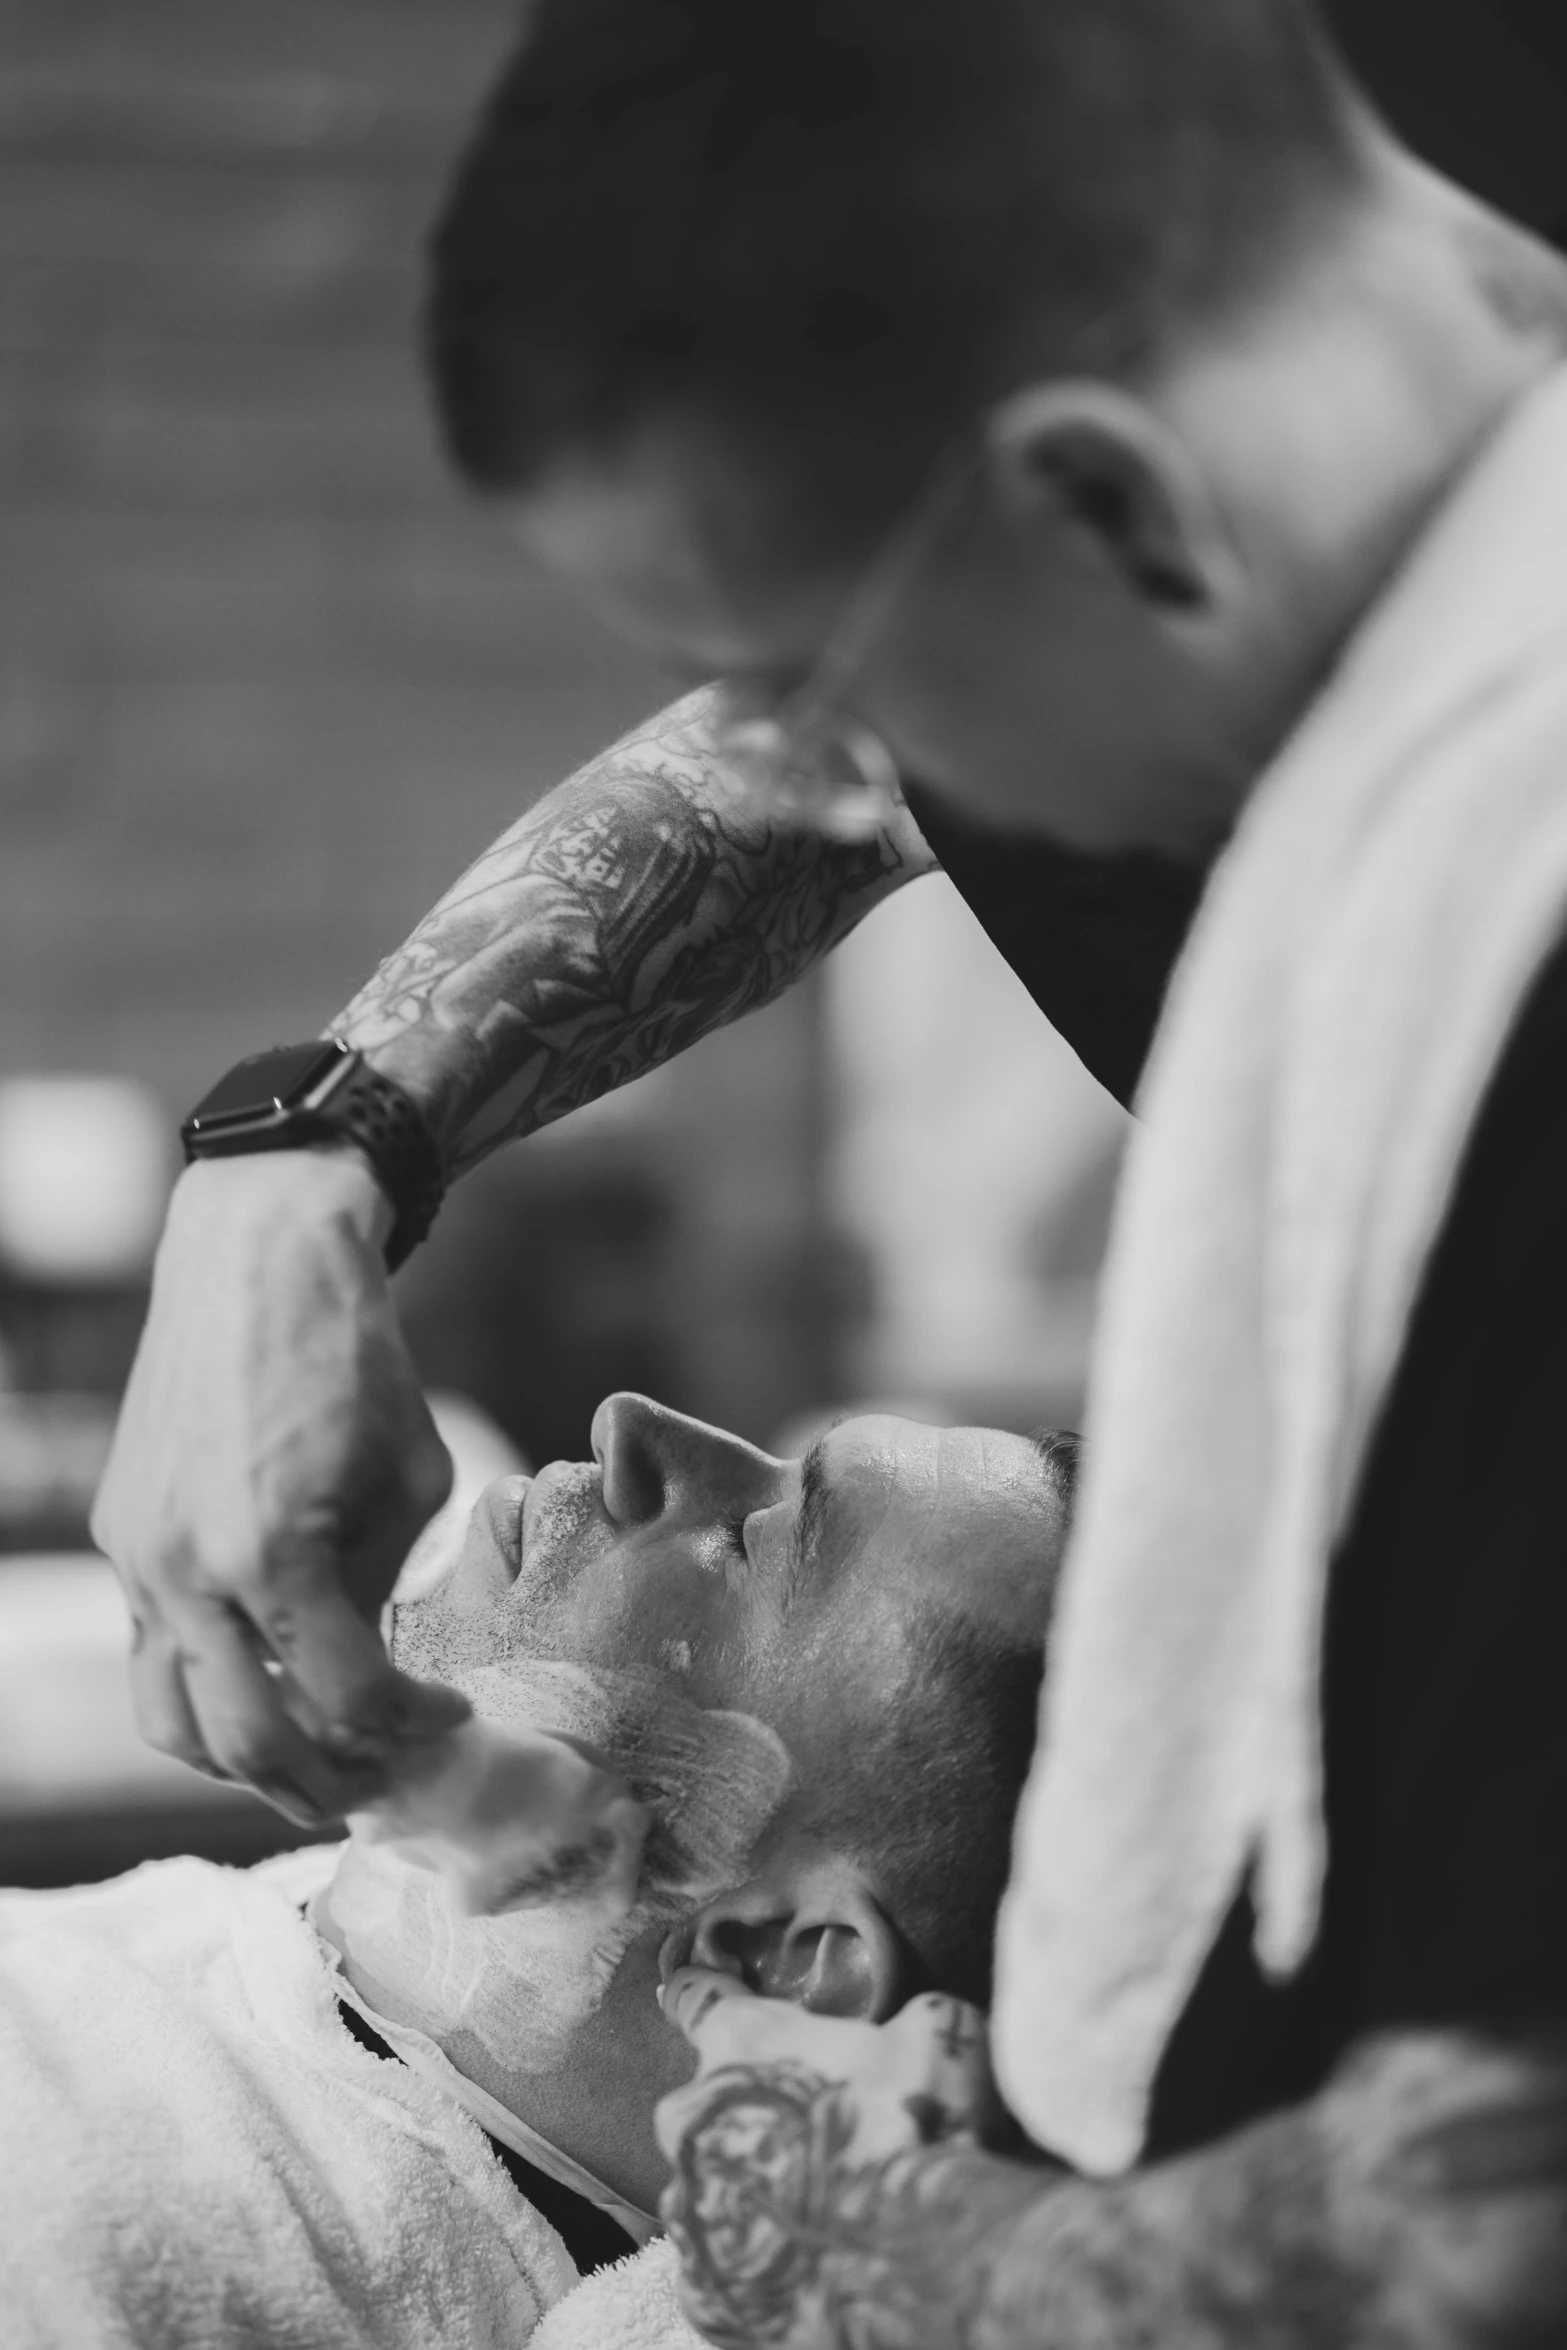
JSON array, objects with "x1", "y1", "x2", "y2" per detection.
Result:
[
  {"x1": 328, "y1": 1832, "x2": 658, "y2": 2073},
  {"x1": 328, "y1": 1652, "x2": 793, "y2": 2073},
  {"x1": 349, "y1": 1716, "x2": 649, "y2": 1921}
]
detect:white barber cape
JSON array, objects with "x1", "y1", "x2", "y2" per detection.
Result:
[
  {"x1": 0, "y1": 1846, "x2": 583, "y2": 2350},
  {"x1": 993, "y1": 362, "x2": 1567, "y2": 2176}
]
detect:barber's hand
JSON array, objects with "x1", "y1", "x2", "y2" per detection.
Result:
[
  {"x1": 658, "y1": 1967, "x2": 998, "y2": 2160},
  {"x1": 654, "y1": 1968, "x2": 999, "y2": 2348},
  {"x1": 91, "y1": 1149, "x2": 468, "y2": 1825}
]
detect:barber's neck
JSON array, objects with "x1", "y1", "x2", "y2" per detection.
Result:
[{"x1": 1154, "y1": 135, "x2": 1567, "y2": 781}]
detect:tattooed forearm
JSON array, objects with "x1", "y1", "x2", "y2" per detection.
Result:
[
  {"x1": 661, "y1": 2058, "x2": 1044, "y2": 2350},
  {"x1": 332, "y1": 689, "x2": 934, "y2": 1172},
  {"x1": 662, "y1": 2033, "x2": 1567, "y2": 2350}
]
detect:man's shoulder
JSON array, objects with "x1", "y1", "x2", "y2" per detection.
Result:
[
  {"x1": 1363, "y1": 363, "x2": 1567, "y2": 722},
  {"x1": 0, "y1": 1847, "x2": 574, "y2": 2346},
  {"x1": 0, "y1": 1851, "x2": 240, "y2": 1948}
]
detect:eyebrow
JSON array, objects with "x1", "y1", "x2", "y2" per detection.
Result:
[{"x1": 783, "y1": 1438, "x2": 833, "y2": 1612}]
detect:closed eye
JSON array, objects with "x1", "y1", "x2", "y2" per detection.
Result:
[{"x1": 721, "y1": 1512, "x2": 751, "y2": 1562}]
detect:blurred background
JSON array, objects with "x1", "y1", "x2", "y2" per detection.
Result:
[
  {"x1": 2, "y1": 0, "x2": 1564, "y2": 1890},
  {"x1": 0, "y1": 0, "x2": 1129, "y2": 1892}
]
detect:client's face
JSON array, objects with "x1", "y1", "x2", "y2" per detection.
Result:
[
  {"x1": 392, "y1": 1391, "x2": 1064, "y2": 1766},
  {"x1": 326, "y1": 1395, "x2": 1066, "y2": 2110}
]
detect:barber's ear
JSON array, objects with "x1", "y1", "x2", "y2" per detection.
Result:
[
  {"x1": 984, "y1": 380, "x2": 1237, "y2": 617},
  {"x1": 685, "y1": 1853, "x2": 908, "y2": 2023}
]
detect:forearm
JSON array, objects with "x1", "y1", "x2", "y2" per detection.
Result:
[
  {"x1": 665, "y1": 2097, "x2": 1333, "y2": 2350},
  {"x1": 332, "y1": 688, "x2": 932, "y2": 1174},
  {"x1": 666, "y1": 2032, "x2": 1567, "y2": 2350},
  {"x1": 971, "y1": 2103, "x2": 1352, "y2": 2350}
]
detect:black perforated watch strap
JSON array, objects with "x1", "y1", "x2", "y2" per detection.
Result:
[
  {"x1": 182, "y1": 1041, "x2": 445, "y2": 1273},
  {"x1": 321, "y1": 1057, "x2": 445, "y2": 1272}
]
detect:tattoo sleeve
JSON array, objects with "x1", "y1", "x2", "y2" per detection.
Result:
[
  {"x1": 331, "y1": 688, "x2": 935, "y2": 1173},
  {"x1": 662, "y1": 2031, "x2": 1567, "y2": 2349}
]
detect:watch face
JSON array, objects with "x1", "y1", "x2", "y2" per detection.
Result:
[{"x1": 186, "y1": 1041, "x2": 346, "y2": 1131}]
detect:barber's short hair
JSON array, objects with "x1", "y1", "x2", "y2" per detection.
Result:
[
  {"x1": 427, "y1": 0, "x2": 1360, "y2": 565},
  {"x1": 811, "y1": 1428, "x2": 1080, "y2": 2007}
]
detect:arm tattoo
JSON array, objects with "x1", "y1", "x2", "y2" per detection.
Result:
[
  {"x1": 331, "y1": 690, "x2": 934, "y2": 1172},
  {"x1": 662, "y1": 2059, "x2": 1043, "y2": 2350},
  {"x1": 662, "y1": 2033, "x2": 1567, "y2": 2350}
]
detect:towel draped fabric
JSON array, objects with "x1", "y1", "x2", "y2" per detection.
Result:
[
  {"x1": 0, "y1": 1847, "x2": 578, "y2": 2348},
  {"x1": 993, "y1": 363, "x2": 1567, "y2": 2176}
]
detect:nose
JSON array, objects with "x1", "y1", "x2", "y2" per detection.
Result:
[{"x1": 591, "y1": 1393, "x2": 780, "y2": 1529}]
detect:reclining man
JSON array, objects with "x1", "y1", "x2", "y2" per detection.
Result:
[{"x1": 0, "y1": 1394, "x2": 1074, "y2": 2350}]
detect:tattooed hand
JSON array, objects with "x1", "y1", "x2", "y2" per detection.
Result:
[
  {"x1": 653, "y1": 1973, "x2": 1567, "y2": 2350},
  {"x1": 659, "y1": 1967, "x2": 1002, "y2": 2162},
  {"x1": 654, "y1": 1968, "x2": 1027, "y2": 2350}
]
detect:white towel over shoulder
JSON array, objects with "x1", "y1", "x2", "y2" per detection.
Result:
[
  {"x1": 534, "y1": 2235, "x2": 707, "y2": 2350},
  {"x1": 993, "y1": 364, "x2": 1567, "y2": 2176},
  {"x1": 0, "y1": 1849, "x2": 578, "y2": 2348}
]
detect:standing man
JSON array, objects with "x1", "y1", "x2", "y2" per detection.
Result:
[
  {"x1": 94, "y1": 0, "x2": 1567, "y2": 1830},
  {"x1": 98, "y1": 3, "x2": 1567, "y2": 2343},
  {"x1": 93, "y1": 3, "x2": 1567, "y2": 2330},
  {"x1": 397, "y1": 1, "x2": 1567, "y2": 2339}
]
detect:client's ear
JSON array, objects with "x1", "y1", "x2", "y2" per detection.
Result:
[{"x1": 686, "y1": 1851, "x2": 907, "y2": 2022}]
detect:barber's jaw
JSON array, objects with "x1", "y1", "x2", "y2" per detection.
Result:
[
  {"x1": 325, "y1": 1394, "x2": 1066, "y2": 2205},
  {"x1": 514, "y1": 400, "x2": 1266, "y2": 862},
  {"x1": 514, "y1": 167, "x2": 1567, "y2": 863}
]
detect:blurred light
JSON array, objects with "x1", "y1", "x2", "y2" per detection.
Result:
[
  {"x1": 0, "y1": 1079, "x2": 174, "y2": 1282},
  {"x1": 0, "y1": 1555, "x2": 244, "y2": 1809}
]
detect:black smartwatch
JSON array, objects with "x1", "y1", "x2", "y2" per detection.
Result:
[{"x1": 181, "y1": 1039, "x2": 445, "y2": 1272}]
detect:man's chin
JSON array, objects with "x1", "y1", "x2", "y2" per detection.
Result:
[{"x1": 387, "y1": 1475, "x2": 543, "y2": 1686}]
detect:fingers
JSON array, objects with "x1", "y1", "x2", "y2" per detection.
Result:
[
  {"x1": 90, "y1": 1153, "x2": 467, "y2": 1811},
  {"x1": 662, "y1": 1969, "x2": 989, "y2": 2090},
  {"x1": 888, "y1": 1992, "x2": 1000, "y2": 2141},
  {"x1": 656, "y1": 1970, "x2": 999, "y2": 2168},
  {"x1": 661, "y1": 1966, "x2": 760, "y2": 2045},
  {"x1": 155, "y1": 1597, "x2": 383, "y2": 1825},
  {"x1": 243, "y1": 1552, "x2": 469, "y2": 1747},
  {"x1": 128, "y1": 1618, "x2": 231, "y2": 1784},
  {"x1": 119, "y1": 1547, "x2": 469, "y2": 1819},
  {"x1": 655, "y1": 1969, "x2": 864, "y2": 2164},
  {"x1": 661, "y1": 1967, "x2": 872, "y2": 2073}
]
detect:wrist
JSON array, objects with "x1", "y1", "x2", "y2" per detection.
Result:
[
  {"x1": 170, "y1": 1145, "x2": 396, "y2": 1260},
  {"x1": 179, "y1": 1040, "x2": 444, "y2": 1269}
]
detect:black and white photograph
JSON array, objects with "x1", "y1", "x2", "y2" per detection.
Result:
[{"x1": 2, "y1": 3, "x2": 1566, "y2": 2343}]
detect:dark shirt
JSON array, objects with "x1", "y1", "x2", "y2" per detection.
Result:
[
  {"x1": 899, "y1": 17, "x2": 1567, "y2": 2143},
  {"x1": 1148, "y1": 926, "x2": 1567, "y2": 2153},
  {"x1": 900, "y1": 788, "x2": 1204, "y2": 1106},
  {"x1": 898, "y1": 804, "x2": 1567, "y2": 2157}
]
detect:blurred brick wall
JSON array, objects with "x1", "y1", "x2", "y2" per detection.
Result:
[
  {"x1": 0, "y1": 0, "x2": 842, "y2": 1452},
  {"x1": 0, "y1": 0, "x2": 671, "y2": 1096}
]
